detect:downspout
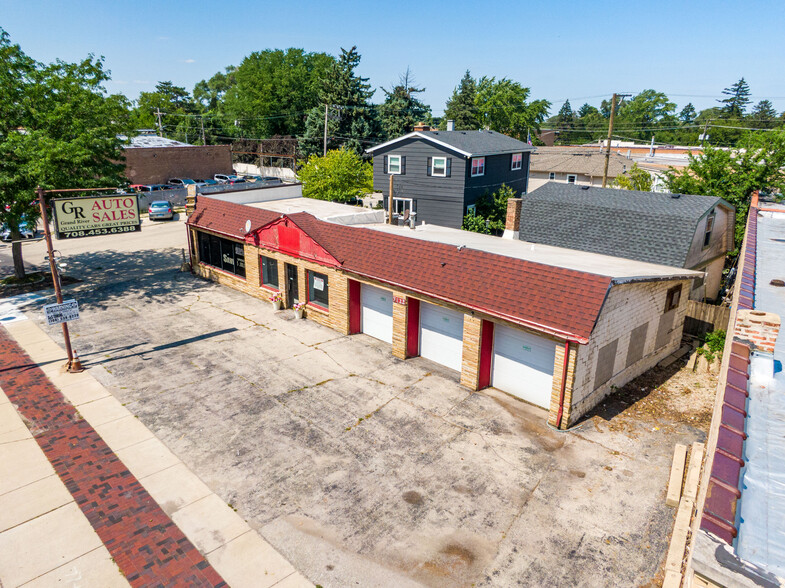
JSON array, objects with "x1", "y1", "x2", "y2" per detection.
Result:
[{"x1": 555, "y1": 340, "x2": 571, "y2": 429}]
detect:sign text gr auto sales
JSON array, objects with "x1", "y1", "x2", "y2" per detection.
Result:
[{"x1": 52, "y1": 194, "x2": 141, "y2": 239}]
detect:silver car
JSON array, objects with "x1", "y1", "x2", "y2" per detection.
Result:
[{"x1": 148, "y1": 200, "x2": 174, "y2": 221}]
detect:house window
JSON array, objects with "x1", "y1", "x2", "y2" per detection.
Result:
[
  {"x1": 471, "y1": 157, "x2": 485, "y2": 177},
  {"x1": 393, "y1": 198, "x2": 413, "y2": 215},
  {"x1": 665, "y1": 284, "x2": 682, "y2": 312},
  {"x1": 388, "y1": 155, "x2": 402, "y2": 174},
  {"x1": 703, "y1": 214, "x2": 715, "y2": 248},
  {"x1": 549, "y1": 172, "x2": 555, "y2": 180},
  {"x1": 567, "y1": 174, "x2": 577, "y2": 184},
  {"x1": 197, "y1": 231, "x2": 246, "y2": 279},
  {"x1": 261, "y1": 255, "x2": 278, "y2": 288},
  {"x1": 511, "y1": 153, "x2": 523, "y2": 170},
  {"x1": 308, "y1": 271, "x2": 329, "y2": 309},
  {"x1": 432, "y1": 156, "x2": 447, "y2": 177}
]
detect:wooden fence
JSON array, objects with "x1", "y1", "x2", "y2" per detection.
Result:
[{"x1": 683, "y1": 300, "x2": 731, "y2": 337}]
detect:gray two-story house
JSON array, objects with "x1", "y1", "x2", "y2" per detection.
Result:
[{"x1": 366, "y1": 127, "x2": 535, "y2": 228}]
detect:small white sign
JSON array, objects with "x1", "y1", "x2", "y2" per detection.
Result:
[
  {"x1": 313, "y1": 277, "x2": 325, "y2": 291},
  {"x1": 43, "y1": 299, "x2": 80, "y2": 325}
]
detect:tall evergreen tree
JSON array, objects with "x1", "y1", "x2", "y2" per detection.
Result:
[
  {"x1": 679, "y1": 103, "x2": 697, "y2": 124},
  {"x1": 718, "y1": 77, "x2": 751, "y2": 117},
  {"x1": 554, "y1": 100, "x2": 575, "y2": 128},
  {"x1": 750, "y1": 99, "x2": 778, "y2": 128},
  {"x1": 302, "y1": 46, "x2": 376, "y2": 156},
  {"x1": 377, "y1": 68, "x2": 430, "y2": 139},
  {"x1": 442, "y1": 71, "x2": 479, "y2": 130}
]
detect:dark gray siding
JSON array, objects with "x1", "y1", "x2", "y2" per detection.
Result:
[
  {"x1": 464, "y1": 151, "x2": 530, "y2": 207},
  {"x1": 372, "y1": 138, "x2": 467, "y2": 228}
]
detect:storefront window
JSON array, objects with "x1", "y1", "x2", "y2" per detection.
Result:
[
  {"x1": 197, "y1": 231, "x2": 246, "y2": 279},
  {"x1": 261, "y1": 255, "x2": 278, "y2": 288},
  {"x1": 308, "y1": 271, "x2": 329, "y2": 309}
]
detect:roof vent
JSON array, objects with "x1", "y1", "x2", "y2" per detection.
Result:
[
  {"x1": 581, "y1": 186, "x2": 590, "y2": 190},
  {"x1": 671, "y1": 194, "x2": 681, "y2": 199}
]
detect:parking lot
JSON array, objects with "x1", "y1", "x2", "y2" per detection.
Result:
[{"x1": 2, "y1": 225, "x2": 707, "y2": 587}]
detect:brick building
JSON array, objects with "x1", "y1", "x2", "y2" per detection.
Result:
[
  {"x1": 186, "y1": 196, "x2": 699, "y2": 428},
  {"x1": 123, "y1": 135, "x2": 232, "y2": 185}
]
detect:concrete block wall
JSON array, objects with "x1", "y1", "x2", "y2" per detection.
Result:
[{"x1": 569, "y1": 279, "x2": 691, "y2": 424}]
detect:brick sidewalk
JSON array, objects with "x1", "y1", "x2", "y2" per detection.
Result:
[{"x1": 0, "y1": 328, "x2": 227, "y2": 587}]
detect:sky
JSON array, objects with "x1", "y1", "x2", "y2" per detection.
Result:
[{"x1": 2, "y1": 0, "x2": 785, "y2": 118}]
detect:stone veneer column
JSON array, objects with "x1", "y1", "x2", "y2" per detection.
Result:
[
  {"x1": 329, "y1": 274, "x2": 350, "y2": 335},
  {"x1": 460, "y1": 315, "x2": 482, "y2": 390},
  {"x1": 391, "y1": 292, "x2": 408, "y2": 360},
  {"x1": 547, "y1": 341, "x2": 578, "y2": 429}
]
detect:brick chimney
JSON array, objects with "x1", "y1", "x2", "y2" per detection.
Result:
[
  {"x1": 503, "y1": 198, "x2": 523, "y2": 240},
  {"x1": 413, "y1": 123, "x2": 431, "y2": 132},
  {"x1": 735, "y1": 310, "x2": 780, "y2": 353}
]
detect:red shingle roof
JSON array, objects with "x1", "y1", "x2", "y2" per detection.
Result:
[{"x1": 188, "y1": 197, "x2": 611, "y2": 342}]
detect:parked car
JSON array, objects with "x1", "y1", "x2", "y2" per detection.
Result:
[
  {"x1": 242, "y1": 175, "x2": 283, "y2": 185},
  {"x1": 130, "y1": 184, "x2": 172, "y2": 193},
  {"x1": 195, "y1": 178, "x2": 219, "y2": 186},
  {"x1": 168, "y1": 178, "x2": 197, "y2": 187},
  {"x1": 1, "y1": 219, "x2": 35, "y2": 241},
  {"x1": 148, "y1": 200, "x2": 175, "y2": 221},
  {"x1": 214, "y1": 174, "x2": 246, "y2": 184}
]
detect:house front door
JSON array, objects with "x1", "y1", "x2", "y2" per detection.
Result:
[{"x1": 285, "y1": 263, "x2": 299, "y2": 307}]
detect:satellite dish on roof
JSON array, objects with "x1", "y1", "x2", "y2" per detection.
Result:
[{"x1": 245, "y1": 219, "x2": 251, "y2": 233}]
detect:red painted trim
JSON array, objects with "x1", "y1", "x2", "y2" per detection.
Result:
[
  {"x1": 406, "y1": 298, "x2": 420, "y2": 357},
  {"x1": 349, "y1": 280, "x2": 361, "y2": 334},
  {"x1": 478, "y1": 320, "x2": 494, "y2": 389},
  {"x1": 555, "y1": 340, "x2": 571, "y2": 429},
  {"x1": 245, "y1": 215, "x2": 341, "y2": 268}
]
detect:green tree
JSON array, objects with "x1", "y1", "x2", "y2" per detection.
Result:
[
  {"x1": 131, "y1": 81, "x2": 199, "y2": 142},
  {"x1": 462, "y1": 184, "x2": 516, "y2": 235},
  {"x1": 220, "y1": 49, "x2": 334, "y2": 140},
  {"x1": 377, "y1": 68, "x2": 430, "y2": 139},
  {"x1": 443, "y1": 71, "x2": 479, "y2": 130},
  {"x1": 718, "y1": 77, "x2": 751, "y2": 118},
  {"x1": 0, "y1": 28, "x2": 130, "y2": 278},
  {"x1": 665, "y1": 131, "x2": 785, "y2": 246},
  {"x1": 750, "y1": 100, "x2": 778, "y2": 128},
  {"x1": 302, "y1": 46, "x2": 377, "y2": 156},
  {"x1": 193, "y1": 66, "x2": 237, "y2": 111},
  {"x1": 679, "y1": 103, "x2": 697, "y2": 124},
  {"x1": 475, "y1": 77, "x2": 550, "y2": 140},
  {"x1": 614, "y1": 90, "x2": 677, "y2": 142},
  {"x1": 297, "y1": 148, "x2": 373, "y2": 202},
  {"x1": 612, "y1": 163, "x2": 653, "y2": 191},
  {"x1": 569, "y1": 103, "x2": 606, "y2": 144}
]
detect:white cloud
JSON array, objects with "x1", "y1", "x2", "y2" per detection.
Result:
[
  {"x1": 182, "y1": 59, "x2": 196, "y2": 64},
  {"x1": 133, "y1": 80, "x2": 151, "y2": 85}
]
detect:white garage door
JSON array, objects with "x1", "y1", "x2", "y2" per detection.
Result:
[
  {"x1": 492, "y1": 324, "x2": 556, "y2": 409},
  {"x1": 361, "y1": 284, "x2": 393, "y2": 344},
  {"x1": 420, "y1": 302, "x2": 464, "y2": 372}
]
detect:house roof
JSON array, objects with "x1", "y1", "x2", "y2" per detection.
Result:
[
  {"x1": 530, "y1": 147, "x2": 630, "y2": 178},
  {"x1": 126, "y1": 135, "x2": 191, "y2": 148},
  {"x1": 366, "y1": 130, "x2": 535, "y2": 157},
  {"x1": 188, "y1": 197, "x2": 611, "y2": 342},
  {"x1": 518, "y1": 183, "x2": 734, "y2": 268}
]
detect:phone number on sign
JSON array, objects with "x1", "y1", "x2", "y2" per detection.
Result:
[{"x1": 60, "y1": 225, "x2": 140, "y2": 238}]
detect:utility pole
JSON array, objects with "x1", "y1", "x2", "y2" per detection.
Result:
[
  {"x1": 700, "y1": 119, "x2": 711, "y2": 147},
  {"x1": 36, "y1": 187, "x2": 80, "y2": 372},
  {"x1": 388, "y1": 175, "x2": 394, "y2": 225},
  {"x1": 200, "y1": 115, "x2": 206, "y2": 145},
  {"x1": 323, "y1": 104, "x2": 329, "y2": 157},
  {"x1": 155, "y1": 108, "x2": 163, "y2": 137},
  {"x1": 602, "y1": 93, "x2": 630, "y2": 187},
  {"x1": 602, "y1": 94, "x2": 618, "y2": 188}
]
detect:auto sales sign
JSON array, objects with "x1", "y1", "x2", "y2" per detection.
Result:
[{"x1": 52, "y1": 194, "x2": 141, "y2": 239}]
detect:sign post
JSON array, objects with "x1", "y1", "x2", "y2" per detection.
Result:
[{"x1": 37, "y1": 186, "x2": 83, "y2": 372}]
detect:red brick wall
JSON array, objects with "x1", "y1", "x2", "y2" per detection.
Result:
[{"x1": 124, "y1": 146, "x2": 233, "y2": 184}]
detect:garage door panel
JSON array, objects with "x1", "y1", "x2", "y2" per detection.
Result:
[
  {"x1": 420, "y1": 303, "x2": 464, "y2": 372},
  {"x1": 492, "y1": 324, "x2": 556, "y2": 409},
  {"x1": 361, "y1": 284, "x2": 393, "y2": 344}
]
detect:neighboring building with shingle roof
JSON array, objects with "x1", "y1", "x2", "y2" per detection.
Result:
[
  {"x1": 528, "y1": 146, "x2": 633, "y2": 191},
  {"x1": 514, "y1": 183, "x2": 735, "y2": 300},
  {"x1": 187, "y1": 194, "x2": 699, "y2": 428},
  {"x1": 366, "y1": 128, "x2": 535, "y2": 229}
]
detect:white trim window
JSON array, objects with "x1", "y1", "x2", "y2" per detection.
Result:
[
  {"x1": 548, "y1": 172, "x2": 555, "y2": 180},
  {"x1": 393, "y1": 197, "x2": 413, "y2": 215},
  {"x1": 432, "y1": 156, "x2": 447, "y2": 177},
  {"x1": 471, "y1": 157, "x2": 485, "y2": 177},
  {"x1": 511, "y1": 153, "x2": 523, "y2": 170},
  {"x1": 567, "y1": 174, "x2": 577, "y2": 184},
  {"x1": 388, "y1": 155, "x2": 402, "y2": 174}
]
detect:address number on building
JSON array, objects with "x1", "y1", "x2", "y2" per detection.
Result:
[
  {"x1": 43, "y1": 300, "x2": 80, "y2": 325},
  {"x1": 393, "y1": 296, "x2": 406, "y2": 305}
]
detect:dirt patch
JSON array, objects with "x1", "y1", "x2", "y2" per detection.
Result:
[
  {"x1": 0, "y1": 272, "x2": 81, "y2": 299},
  {"x1": 585, "y1": 349, "x2": 717, "y2": 435},
  {"x1": 422, "y1": 543, "x2": 476, "y2": 578},
  {"x1": 402, "y1": 491, "x2": 424, "y2": 505}
]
